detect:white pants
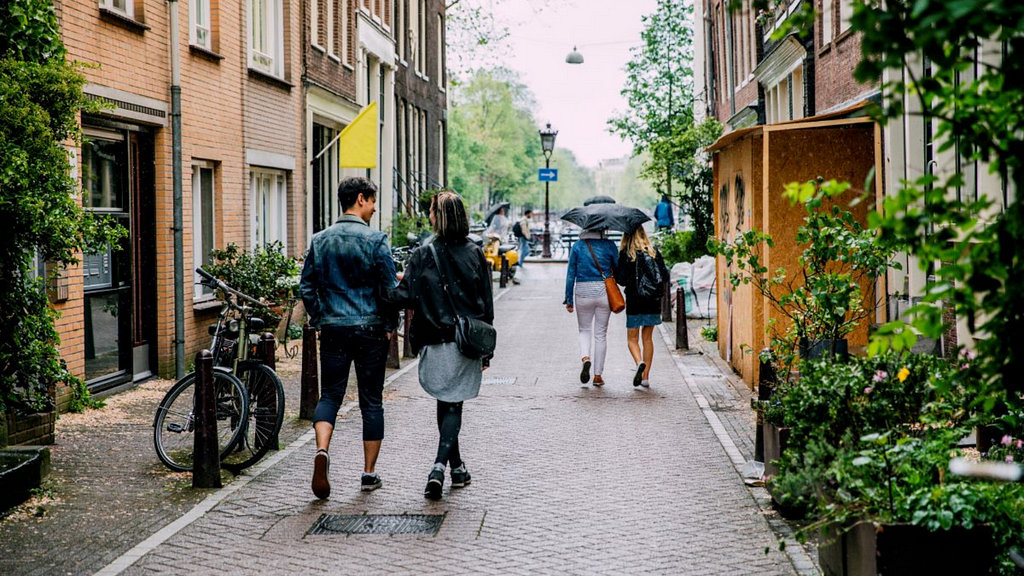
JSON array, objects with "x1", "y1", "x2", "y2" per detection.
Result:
[{"x1": 575, "y1": 294, "x2": 611, "y2": 376}]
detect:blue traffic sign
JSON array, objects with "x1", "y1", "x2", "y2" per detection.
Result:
[{"x1": 538, "y1": 168, "x2": 558, "y2": 182}]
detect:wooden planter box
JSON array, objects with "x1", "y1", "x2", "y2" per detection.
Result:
[{"x1": 819, "y1": 522, "x2": 995, "y2": 576}]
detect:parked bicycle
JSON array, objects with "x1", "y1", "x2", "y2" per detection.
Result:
[{"x1": 153, "y1": 268, "x2": 286, "y2": 474}]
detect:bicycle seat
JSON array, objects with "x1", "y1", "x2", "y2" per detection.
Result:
[
  {"x1": 249, "y1": 317, "x2": 266, "y2": 333},
  {"x1": 497, "y1": 244, "x2": 515, "y2": 255}
]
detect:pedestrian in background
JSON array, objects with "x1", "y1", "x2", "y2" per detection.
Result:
[
  {"x1": 484, "y1": 205, "x2": 510, "y2": 241},
  {"x1": 564, "y1": 228, "x2": 619, "y2": 386},
  {"x1": 387, "y1": 191, "x2": 494, "y2": 500},
  {"x1": 299, "y1": 177, "x2": 398, "y2": 499},
  {"x1": 654, "y1": 194, "x2": 675, "y2": 232},
  {"x1": 617, "y1": 226, "x2": 670, "y2": 388},
  {"x1": 513, "y1": 209, "x2": 533, "y2": 265}
]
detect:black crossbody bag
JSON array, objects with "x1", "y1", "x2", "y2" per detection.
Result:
[{"x1": 428, "y1": 243, "x2": 497, "y2": 360}]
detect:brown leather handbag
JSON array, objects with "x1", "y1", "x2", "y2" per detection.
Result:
[{"x1": 584, "y1": 240, "x2": 625, "y2": 314}]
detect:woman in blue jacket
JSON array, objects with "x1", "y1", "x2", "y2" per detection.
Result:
[{"x1": 564, "y1": 229, "x2": 620, "y2": 386}]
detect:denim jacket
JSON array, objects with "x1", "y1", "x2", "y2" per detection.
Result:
[
  {"x1": 300, "y1": 215, "x2": 399, "y2": 331},
  {"x1": 564, "y1": 238, "x2": 619, "y2": 306}
]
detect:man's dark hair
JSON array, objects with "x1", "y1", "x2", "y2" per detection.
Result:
[
  {"x1": 524, "y1": 209, "x2": 533, "y2": 216},
  {"x1": 338, "y1": 177, "x2": 378, "y2": 211},
  {"x1": 431, "y1": 191, "x2": 470, "y2": 241},
  {"x1": 661, "y1": 194, "x2": 670, "y2": 203}
]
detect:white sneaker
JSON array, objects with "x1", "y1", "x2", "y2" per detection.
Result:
[{"x1": 640, "y1": 379, "x2": 650, "y2": 388}]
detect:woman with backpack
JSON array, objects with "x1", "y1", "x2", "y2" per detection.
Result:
[
  {"x1": 387, "y1": 191, "x2": 494, "y2": 500},
  {"x1": 617, "y1": 226, "x2": 670, "y2": 388}
]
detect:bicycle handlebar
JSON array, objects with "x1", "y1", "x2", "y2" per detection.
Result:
[{"x1": 195, "y1": 268, "x2": 265, "y2": 307}]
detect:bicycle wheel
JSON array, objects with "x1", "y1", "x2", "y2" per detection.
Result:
[
  {"x1": 153, "y1": 370, "x2": 249, "y2": 472},
  {"x1": 221, "y1": 362, "x2": 285, "y2": 472}
]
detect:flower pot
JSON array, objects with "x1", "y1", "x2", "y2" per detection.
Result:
[
  {"x1": 819, "y1": 522, "x2": 995, "y2": 576},
  {"x1": 800, "y1": 338, "x2": 849, "y2": 361}
]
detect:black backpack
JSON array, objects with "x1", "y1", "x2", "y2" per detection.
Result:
[
  {"x1": 635, "y1": 251, "x2": 665, "y2": 298},
  {"x1": 512, "y1": 221, "x2": 524, "y2": 238}
]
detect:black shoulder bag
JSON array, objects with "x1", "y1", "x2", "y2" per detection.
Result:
[{"x1": 428, "y1": 243, "x2": 497, "y2": 360}]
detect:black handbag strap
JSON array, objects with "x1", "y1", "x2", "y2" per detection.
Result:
[{"x1": 428, "y1": 243, "x2": 462, "y2": 322}]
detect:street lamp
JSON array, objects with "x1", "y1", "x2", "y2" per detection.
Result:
[
  {"x1": 538, "y1": 123, "x2": 558, "y2": 259},
  {"x1": 565, "y1": 46, "x2": 584, "y2": 64}
]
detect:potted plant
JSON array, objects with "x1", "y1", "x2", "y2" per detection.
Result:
[{"x1": 205, "y1": 241, "x2": 300, "y2": 335}]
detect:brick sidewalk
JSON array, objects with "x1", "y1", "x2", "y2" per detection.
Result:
[{"x1": 101, "y1": 264, "x2": 800, "y2": 576}]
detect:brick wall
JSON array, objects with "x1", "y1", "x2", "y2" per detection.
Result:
[
  {"x1": 6, "y1": 412, "x2": 56, "y2": 446},
  {"x1": 305, "y1": 0, "x2": 358, "y2": 100},
  {"x1": 813, "y1": 5, "x2": 878, "y2": 112}
]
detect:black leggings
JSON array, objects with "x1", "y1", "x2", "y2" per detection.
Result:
[{"x1": 435, "y1": 400, "x2": 463, "y2": 468}]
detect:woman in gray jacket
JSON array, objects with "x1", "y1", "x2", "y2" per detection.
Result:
[{"x1": 388, "y1": 191, "x2": 494, "y2": 500}]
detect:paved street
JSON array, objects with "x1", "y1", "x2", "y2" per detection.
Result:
[{"x1": 100, "y1": 263, "x2": 799, "y2": 576}]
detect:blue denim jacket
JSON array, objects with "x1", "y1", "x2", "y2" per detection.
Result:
[
  {"x1": 564, "y1": 238, "x2": 619, "y2": 306},
  {"x1": 300, "y1": 215, "x2": 398, "y2": 330}
]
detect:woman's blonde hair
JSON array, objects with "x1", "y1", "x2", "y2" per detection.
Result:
[
  {"x1": 620, "y1": 226, "x2": 656, "y2": 261},
  {"x1": 430, "y1": 190, "x2": 470, "y2": 240}
]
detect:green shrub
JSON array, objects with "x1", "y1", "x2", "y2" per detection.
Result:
[
  {"x1": 700, "y1": 325, "x2": 717, "y2": 342},
  {"x1": 656, "y1": 230, "x2": 707, "y2": 267},
  {"x1": 205, "y1": 242, "x2": 299, "y2": 332},
  {"x1": 389, "y1": 212, "x2": 430, "y2": 247}
]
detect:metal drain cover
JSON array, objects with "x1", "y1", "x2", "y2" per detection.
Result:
[
  {"x1": 482, "y1": 377, "x2": 516, "y2": 385},
  {"x1": 308, "y1": 514, "x2": 444, "y2": 535}
]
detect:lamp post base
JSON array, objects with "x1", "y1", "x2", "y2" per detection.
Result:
[{"x1": 541, "y1": 230, "x2": 552, "y2": 259}]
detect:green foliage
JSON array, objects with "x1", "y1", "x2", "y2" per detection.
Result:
[
  {"x1": 700, "y1": 325, "x2": 718, "y2": 342},
  {"x1": 205, "y1": 242, "x2": 299, "y2": 332},
  {"x1": 67, "y1": 375, "x2": 104, "y2": 413},
  {"x1": 389, "y1": 212, "x2": 430, "y2": 248},
  {"x1": 0, "y1": 0, "x2": 126, "y2": 414},
  {"x1": 656, "y1": 230, "x2": 706, "y2": 266}
]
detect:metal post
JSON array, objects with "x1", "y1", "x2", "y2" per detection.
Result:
[
  {"x1": 192, "y1": 350, "x2": 221, "y2": 488},
  {"x1": 499, "y1": 256, "x2": 509, "y2": 288},
  {"x1": 661, "y1": 280, "x2": 673, "y2": 321},
  {"x1": 258, "y1": 332, "x2": 279, "y2": 450},
  {"x1": 402, "y1": 309, "x2": 416, "y2": 358},
  {"x1": 675, "y1": 287, "x2": 689, "y2": 350},
  {"x1": 754, "y1": 356, "x2": 776, "y2": 464},
  {"x1": 542, "y1": 155, "x2": 552, "y2": 259},
  {"x1": 169, "y1": 0, "x2": 185, "y2": 378},
  {"x1": 299, "y1": 324, "x2": 318, "y2": 421}
]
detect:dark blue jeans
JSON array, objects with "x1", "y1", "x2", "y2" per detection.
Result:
[{"x1": 314, "y1": 325, "x2": 389, "y2": 441}]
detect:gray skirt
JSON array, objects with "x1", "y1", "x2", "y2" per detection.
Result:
[{"x1": 417, "y1": 342, "x2": 482, "y2": 403}]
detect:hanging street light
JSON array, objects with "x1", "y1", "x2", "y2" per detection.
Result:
[
  {"x1": 538, "y1": 123, "x2": 558, "y2": 259},
  {"x1": 565, "y1": 46, "x2": 584, "y2": 64}
]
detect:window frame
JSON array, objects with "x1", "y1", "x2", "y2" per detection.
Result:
[
  {"x1": 190, "y1": 0, "x2": 213, "y2": 50},
  {"x1": 250, "y1": 0, "x2": 285, "y2": 78},
  {"x1": 99, "y1": 0, "x2": 135, "y2": 19},
  {"x1": 192, "y1": 162, "x2": 216, "y2": 299},
  {"x1": 250, "y1": 168, "x2": 288, "y2": 250}
]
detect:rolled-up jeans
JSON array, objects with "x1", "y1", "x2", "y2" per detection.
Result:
[
  {"x1": 314, "y1": 325, "x2": 389, "y2": 441},
  {"x1": 574, "y1": 293, "x2": 611, "y2": 376},
  {"x1": 518, "y1": 237, "x2": 530, "y2": 264}
]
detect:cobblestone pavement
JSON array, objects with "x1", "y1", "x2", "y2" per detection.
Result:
[{"x1": 106, "y1": 263, "x2": 800, "y2": 576}]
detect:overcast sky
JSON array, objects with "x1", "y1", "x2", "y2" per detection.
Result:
[{"x1": 486, "y1": 0, "x2": 659, "y2": 167}]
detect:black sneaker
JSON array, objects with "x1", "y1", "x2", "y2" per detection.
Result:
[
  {"x1": 312, "y1": 450, "x2": 331, "y2": 499},
  {"x1": 450, "y1": 464, "x2": 472, "y2": 488},
  {"x1": 424, "y1": 467, "x2": 444, "y2": 500},
  {"x1": 633, "y1": 363, "x2": 646, "y2": 387},
  {"x1": 580, "y1": 360, "x2": 592, "y2": 383},
  {"x1": 360, "y1": 472, "x2": 382, "y2": 492}
]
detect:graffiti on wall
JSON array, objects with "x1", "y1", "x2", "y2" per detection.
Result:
[{"x1": 734, "y1": 174, "x2": 745, "y2": 232}]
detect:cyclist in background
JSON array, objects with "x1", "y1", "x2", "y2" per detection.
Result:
[{"x1": 299, "y1": 177, "x2": 398, "y2": 499}]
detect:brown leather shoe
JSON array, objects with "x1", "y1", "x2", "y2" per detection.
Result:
[
  {"x1": 312, "y1": 450, "x2": 331, "y2": 499},
  {"x1": 593, "y1": 375, "x2": 605, "y2": 387}
]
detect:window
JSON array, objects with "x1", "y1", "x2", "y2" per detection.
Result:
[
  {"x1": 839, "y1": 0, "x2": 853, "y2": 33},
  {"x1": 192, "y1": 163, "x2": 215, "y2": 297},
  {"x1": 326, "y1": 0, "x2": 336, "y2": 58},
  {"x1": 396, "y1": 0, "x2": 404, "y2": 60},
  {"x1": 419, "y1": 0, "x2": 427, "y2": 76},
  {"x1": 250, "y1": 0, "x2": 284, "y2": 78},
  {"x1": 190, "y1": 0, "x2": 212, "y2": 49},
  {"x1": 437, "y1": 120, "x2": 444, "y2": 185},
  {"x1": 409, "y1": 0, "x2": 419, "y2": 71},
  {"x1": 100, "y1": 0, "x2": 134, "y2": 18},
  {"x1": 251, "y1": 169, "x2": 288, "y2": 249},
  {"x1": 311, "y1": 0, "x2": 322, "y2": 49},
  {"x1": 437, "y1": 12, "x2": 445, "y2": 87},
  {"x1": 821, "y1": 0, "x2": 833, "y2": 45}
]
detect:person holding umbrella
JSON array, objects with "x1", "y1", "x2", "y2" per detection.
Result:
[
  {"x1": 561, "y1": 203, "x2": 649, "y2": 386},
  {"x1": 616, "y1": 225, "x2": 670, "y2": 388}
]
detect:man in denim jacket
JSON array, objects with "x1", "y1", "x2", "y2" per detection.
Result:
[{"x1": 300, "y1": 177, "x2": 398, "y2": 499}]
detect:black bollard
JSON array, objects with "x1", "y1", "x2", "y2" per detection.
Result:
[
  {"x1": 675, "y1": 287, "x2": 689, "y2": 350},
  {"x1": 193, "y1": 349, "x2": 221, "y2": 488},
  {"x1": 299, "y1": 324, "x2": 318, "y2": 421},
  {"x1": 258, "y1": 332, "x2": 280, "y2": 450},
  {"x1": 402, "y1": 309, "x2": 416, "y2": 358},
  {"x1": 661, "y1": 280, "x2": 673, "y2": 322},
  {"x1": 754, "y1": 357, "x2": 776, "y2": 464},
  {"x1": 386, "y1": 329, "x2": 401, "y2": 369},
  {"x1": 499, "y1": 256, "x2": 509, "y2": 288}
]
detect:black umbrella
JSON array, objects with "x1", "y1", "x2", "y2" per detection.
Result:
[
  {"x1": 483, "y1": 202, "x2": 511, "y2": 224},
  {"x1": 561, "y1": 204, "x2": 650, "y2": 233},
  {"x1": 583, "y1": 195, "x2": 616, "y2": 206}
]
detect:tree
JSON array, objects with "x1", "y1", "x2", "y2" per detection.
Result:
[
  {"x1": 447, "y1": 68, "x2": 543, "y2": 209},
  {"x1": 1, "y1": 0, "x2": 125, "y2": 413},
  {"x1": 445, "y1": 0, "x2": 551, "y2": 74}
]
